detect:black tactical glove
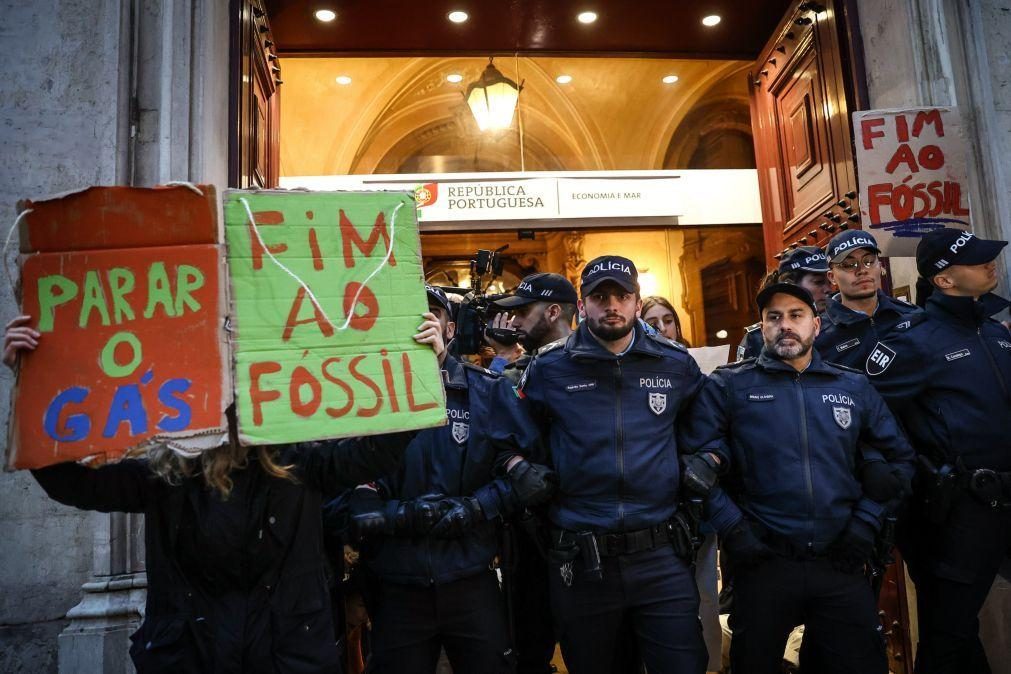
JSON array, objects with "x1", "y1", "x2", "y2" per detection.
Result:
[
  {"x1": 430, "y1": 496, "x2": 484, "y2": 538},
  {"x1": 349, "y1": 488, "x2": 389, "y2": 539},
  {"x1": 681, "y1": 452, "x2": 722, "y2": 496},
  {"x1": 828, "y1": 518, "x2": 877, "y2": 574},
  {"x1": 392, "y1": 493, "x2": 448, "y2": 536},
  {"x1": 722, "y1": 519, "x2": 774, "y2": 569},
  {"x1": 860, "y1": 461, "x2": 906, "y2": 503},
  {"x1": 507, "y1": 459, "x2": 558, "y2": 507}
]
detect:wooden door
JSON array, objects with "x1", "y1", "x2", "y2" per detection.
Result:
[
  {"x1": 700, "y1": 258, "x2": 765, "y2": 348},
  {"x1": 749, "y1": 0, "x2": 861, "y2": 265},
  {"x1": 229, "y1": 0, "x2": 280, "y2": 188}
]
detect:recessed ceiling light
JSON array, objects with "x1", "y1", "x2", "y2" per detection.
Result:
[
  {"x1": 314, "y1": 9, "x2": 336, "y2": 22},
  {"x1": 447, "y1": 10, "x2": 468, "y2": 23},
  {"x1": 556, "y1": 74, "x2": 573, "y2": 84},
  {"x1": 577, "y1": 11, "x2": 598, "y2": 24},
  {"x1": 335, "y1": 75, "x2": 352, "y2": 85},
  {"x1": 702, "y1": 14, "x2": 721, "y2": 27},
  {"x1": 662, "y1": 75, "x2": 679, "y2": 84},
  {"x1": 446, "y1": 73, "x2": 463, "y2": 83}
]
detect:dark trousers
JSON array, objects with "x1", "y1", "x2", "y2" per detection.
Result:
[
  {"x1": 548, "y1": 544, "x2": 705, "y2": 674},
  {"x1": 513, "y1": 526, "x2": 557, "y2": 674},
  {"x1": 368, "y1": 571, "x2": 515, "y2": 674},
  {"x1": 729, "y1": 556, "x2": 886, "y2": 674},
  {"x1": 900, "y1": 494, "x2": 1011, "y2": 674}
]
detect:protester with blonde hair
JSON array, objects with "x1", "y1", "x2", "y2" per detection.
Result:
[{"x1": 3, "y1": 312, "x2": 442, "y2": 674}]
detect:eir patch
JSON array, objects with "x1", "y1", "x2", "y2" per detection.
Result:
[{"x1": 866, "y1": 342, "x2": 896, "y2": 376}]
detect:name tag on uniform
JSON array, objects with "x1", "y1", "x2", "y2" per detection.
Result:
[
  {"x1": 835, "y1": 338, "x2": 860, "y2": 352},
  {"x1": 566, "y1": 381, "x2": 597, "y2": 392},
  {"x1": 748, "y1": 393, "x2": 775, "y2": 402},
  {"x1": 945, "y1": 348, "x2": 971, "y2": 361}
]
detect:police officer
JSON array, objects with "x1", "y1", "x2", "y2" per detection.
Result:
[
  {"x1": 681, "y1": 283, "x2": 914, "y2": 674},
  {"x1": 737, "y1": 246, "x2": 832, "y2": 359},
  {"x1": 866, "y1": 229, "x2": 1011, "y2": 674},
  {"x1": 344, "y1": 285, "x2": 556, "y2": 674},
  {"x1": 490, "y1": 272, "x2": 579, "y2": 385},
  {"x1": 489, "y1": 255, "x2": 708, "y2": 674},
  {"x1": 481, "y1": 272, "x2": 577, "y2": 674},
  {"x1": 816, "y1": 230, "x2": 920, "y2": 370}
]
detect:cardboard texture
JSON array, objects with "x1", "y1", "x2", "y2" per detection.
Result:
[
  {"x1": 223, "y1": 190, "x2": 446, "y2": 445},
  {"x1": 7, "y1": 185, "x2": 231, "y2": 470},
  {"x1": 853, "y1": 107, "x2": 972, "y2": 257}
]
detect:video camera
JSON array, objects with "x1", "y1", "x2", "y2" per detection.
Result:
[{"x1": 452, "y1": 247, "x2": 523, "y2": 355}]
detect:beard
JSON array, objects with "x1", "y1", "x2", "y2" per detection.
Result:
[
  {"x1": 520, "y1": 314, "x2": 552, "y2": 351},
  {"x1": 768, "y1": 330, "x2": 814, "y2": 360},
  {"x1": 586, "y1": 313, "x2": 635, "y2": 342}
]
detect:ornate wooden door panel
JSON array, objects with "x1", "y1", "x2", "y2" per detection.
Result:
[
  {"x1": 230, "y1": 0, "x2": 280, "y2": 188},
  {"x1": 749, "y1": 0, "x2": 858, "y2": 264}
]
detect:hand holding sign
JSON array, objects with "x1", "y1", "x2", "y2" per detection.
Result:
[
  {"x1": 413, "y1": 312, "x2": 448, "y2": 364},
  {"x1": 3, "y1": 315, "x2": 38, "y2": 368}
]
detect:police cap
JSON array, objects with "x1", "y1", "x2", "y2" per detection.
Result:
[
  {"x1": 495, "y1": 272, "x2": 578, "y2": 308},
  {"x1": 827, "y1": 230, "x2": 881, "y2": 263},
  {"x1": 779, "y1": 246, "x2": 830, "y2": 274},
  {"x1": 915, "y1": 228, "x2": 1008, "y2": 278},
  {"x1": 425, "y1": 284, "x2": 453, "y2": 317},
  {"x1": 580, "y1": 255, "x2": 639, "y2": 296},
  {"x1": 756, "y1": 282, "x2": 818, "y2": 315}
]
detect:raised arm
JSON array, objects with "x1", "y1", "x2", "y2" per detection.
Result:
[
  {"x1": 296, "y1": 431, "x2": 415, "y2": 495},
  {"x1": 32, "y1": 459, "x2": 154, "y2": 513}
]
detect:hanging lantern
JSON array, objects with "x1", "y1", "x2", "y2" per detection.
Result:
[{"x1": 465, "y1": 57, "x2": 522, "y2": 132}]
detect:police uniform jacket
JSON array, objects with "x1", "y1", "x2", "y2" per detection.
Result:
[
  {"x1": 31, "y1": 439, "x2": 405, "y2": 674},
  {"x1": 868, "y1": 292, "x2": 1011, "y2": 471},
  {"x1": 490, "y1": 320, "x2": 706, "y2": 534},
  {"x1": 682, "y1": 350, "x2": 915, "y2": 552},
  {"x1": 358, "y1": 355, "x2": 521, "y2": 586},
  {"x1": 737, "y1": 323, "x2": 763, "y2": 360},
  {"x1": 815, "y1": 290, "x2": 920, "y2": 370}
]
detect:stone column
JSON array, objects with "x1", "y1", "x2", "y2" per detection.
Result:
[{"x1": 58, "y1": 513, "x2": 146, "y2": 674}]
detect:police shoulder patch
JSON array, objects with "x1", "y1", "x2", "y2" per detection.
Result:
[
  {"x1": 535, "y1": 337, "x2": 566, "y2": 356},
  {"x1": 645, "y1": 330, "x2": 687, "y2": 351},
  {"x1": 891, "y1": 312, "x2": 928, "y2": 332},
  {"x1": 716, "y1": 357, "x2": 756, "y2": 370},
  {"x1": 462, "y1": 362, "x2": 500, "y2": 378},
  {"x1": 823, "y1": 361, "x2": 864, "y2": 375}
]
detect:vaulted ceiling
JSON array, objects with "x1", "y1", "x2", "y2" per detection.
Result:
[{"x1": 278, "y1": 56, "x2": 752, "y2": 177}]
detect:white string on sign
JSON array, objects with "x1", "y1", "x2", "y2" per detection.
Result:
[
  {"x1": 237, "y1": 197, "x2": 402, "y2": 332},
  {"x1": 3, "y1": 208, "x2": 33, "y2": 292},
  {"x1": 163, "y1": 181, "x2": 205, "y2": 196}
]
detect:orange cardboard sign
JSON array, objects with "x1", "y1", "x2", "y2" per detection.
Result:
[{"x1": 7, "y1": 185, "x2": 230, "y2": 469}]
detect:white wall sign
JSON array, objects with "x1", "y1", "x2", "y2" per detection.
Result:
[
  {"x1": 853, "y1": 107, "x2": 972, "y2": 257},
  {"x1": 281, "y1": 170, "x2": 762, "y2": 229}
]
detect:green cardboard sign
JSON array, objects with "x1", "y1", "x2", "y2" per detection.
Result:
[{"x1": 223, "y1": 190, "x2": 446, "y2": 445}]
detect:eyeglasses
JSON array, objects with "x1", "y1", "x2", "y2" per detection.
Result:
[{"x1": 832, "y1": 255, "x2": 879, "y2": 272}]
